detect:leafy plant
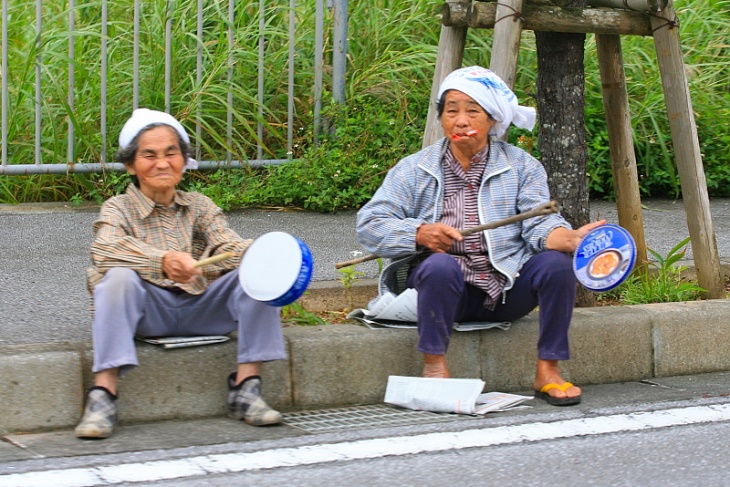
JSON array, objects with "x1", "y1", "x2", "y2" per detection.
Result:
[
  {"x1": 615, "y1": 237, "x2": 706, "y2": 304},
  {"x1": 2, "y1": 0, "x2": 730, "y2": 208},
  {"x1": 337, "y1": 263, "x2": 366, "y2": 312},
  {"x1": 280, "y1": 300, "x2": 326, "y2": 326}
]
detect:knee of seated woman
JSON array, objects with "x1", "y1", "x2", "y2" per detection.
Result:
[
  {"x1": 418, "y1": 253, "x2": 462, "y2": 278},
  {"x1": 99, "y1": 267, "x2": 143, "y2": 290},
  {"x1": 534, "y1": 250, "x2": 575, "y2": 281}
]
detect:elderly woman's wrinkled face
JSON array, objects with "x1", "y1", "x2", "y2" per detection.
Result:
[
  {"x1": 126, "y1": 125, "x2": 185, "y2": 200},
  {"x1": 441, "y1": 90, "x2": 495, "y2": 150}
]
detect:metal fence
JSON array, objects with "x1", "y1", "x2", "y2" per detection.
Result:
[{"x1": 0, "y1": 0, "x2": 348, "y2": 175}]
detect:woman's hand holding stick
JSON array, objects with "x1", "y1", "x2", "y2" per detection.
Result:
[{"x1": 335, "y1": 200, "x2": 559, "y2": 269}]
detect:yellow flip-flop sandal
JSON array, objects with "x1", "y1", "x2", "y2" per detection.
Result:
[{"x1": 534, "y1": 382, "x2": 582, "y2": 406}]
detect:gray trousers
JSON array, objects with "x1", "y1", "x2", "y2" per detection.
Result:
[{"x1": 92, "y1": 267, "x2": 286, "y2": 375}]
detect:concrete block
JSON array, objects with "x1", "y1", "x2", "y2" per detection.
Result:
[
  {"x1": 480, "y1": 314, "x2": 541, "y2": 392},
  {"x1": 0, "y1": 344, "x2": 84, "y2": 434},
  {"x1": 285, "y1": 324, "x2": 482, "y2": 410},
  {"x1": 286, "y1": 325, "x2": 419, "y2": 409},
  {"x1": 479, "y1": 306, "x2": 654, "y2": 392},
  {"x1": 444, "y1": 331, "x2": 483, "y2": 379},
  {"x1": 80, "y1": 339, "x2": 292, "y2": 424},
  {"x1": 651, "y1": 300, "x2": 730, "y2": 377},
  {"x1": 298, "y1": 279, "x2": 378, "y2": 312},
  {"x1": 566, "y1": 306, "x2": 654, "y2": 384}
]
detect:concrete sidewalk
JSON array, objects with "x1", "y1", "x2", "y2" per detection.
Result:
[
  {"x1": 3, "y1": 370, "x2": 730, "y2": 467},
  {"x1": 1, "y1": 199, "x2": 730, "y2": 435},
  {"x1": 4, "y1": 296, "x2": 730, "y2": 436}
]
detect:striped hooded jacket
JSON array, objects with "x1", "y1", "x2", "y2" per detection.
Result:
[{"x1": 356, "y1": 137, "x2": 571, "y2": 298}]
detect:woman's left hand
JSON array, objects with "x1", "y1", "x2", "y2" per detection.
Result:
[{"x1": 546, "y1": 220, "x2": 607, "y2": 253}]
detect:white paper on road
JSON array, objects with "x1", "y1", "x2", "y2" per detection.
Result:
[
  {"x1": 347, "y1": 289, "x2": 511, "y2": 331},
  {"x1": 474, "y1": 392, "x2": 534, "y2": 414},
  {"x1": 384, "y1": 376, "x2": 532, "y2": 415}
]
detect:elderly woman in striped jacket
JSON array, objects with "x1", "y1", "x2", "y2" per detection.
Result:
[{"x1": 356, "y1": 66, "x2": 604, "y2": 406}]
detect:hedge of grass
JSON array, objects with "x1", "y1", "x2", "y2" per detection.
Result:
[{"x1": 1, "y1": 0, "x2": 728, "y2": 210}]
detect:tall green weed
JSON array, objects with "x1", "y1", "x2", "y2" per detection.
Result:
[
  {"x1": 1, "y1": 0, "x2": 729, "y2": 208},
  {"x1": 599, "y1": 237, "x2": 707, "y2": 305}
]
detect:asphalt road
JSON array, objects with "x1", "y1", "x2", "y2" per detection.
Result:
[{"x1": 1, "y1": 198, "x2": 729, "y2": 346}]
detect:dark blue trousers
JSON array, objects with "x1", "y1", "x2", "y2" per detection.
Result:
[{"x1": 405, "y1": 250, "x2": 576, "y2": 360}]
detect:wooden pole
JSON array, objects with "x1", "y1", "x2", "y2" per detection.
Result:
[
  {"x1": 484, "y1": 0, "x2": 666, "y2": 10},
  {"x1": 453, "y1": 3, "x2": 653, "y2": 36},
  {"x1": 650, "y1": 0, "x2": 724, "y2": 298},
  {"x1": 422, "y1": 1, "x2": 470, "y2": 148},
  {"x1": 595, "y1": 33, "x2": 648, "y2": 270},
  {"x1": 489, "y1": 0, "x2": 524, "y2": 91},
  {"x1": 588, "y1": 0, "x2": 667, "y2": 10}
]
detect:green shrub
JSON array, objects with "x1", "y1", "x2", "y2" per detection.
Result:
[
  {"x1": 1, "y1": 0, "x2": 730, "y2": 209},
  {"x1": 280, "y1": 301, "x2": 326, "y2": 326},
  {"x1": 606, "y1": 237, "x2": 706, "y2": 305},
  {"x1": 192, "y1": 93, "x2": 424, "y2": 212}
]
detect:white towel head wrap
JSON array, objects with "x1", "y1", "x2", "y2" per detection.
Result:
[
  {"x1": 437, "y1": 66, "x2": 536, "y2": 138},
  {"x1": 118, "y1": 108, "x2": 198, "y2": 170}
]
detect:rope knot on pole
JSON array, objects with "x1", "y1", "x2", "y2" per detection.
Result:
[
  {"x1": 649, "y1": 12, "x2": 679, "y2": 33},
  {"x1": 494, "y1": 2, "x2": 523, "y2": 23}
]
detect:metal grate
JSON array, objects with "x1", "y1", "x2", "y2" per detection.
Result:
[{"x1": 283, "y1": 404, "x2": 460, "y2": 433}]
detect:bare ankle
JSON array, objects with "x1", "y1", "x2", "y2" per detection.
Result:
[{"x1": 423, "y1": 354, "x2": 450, "y2": 378}]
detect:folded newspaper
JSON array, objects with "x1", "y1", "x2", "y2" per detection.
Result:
[
  {"x1": 135, "y1": 335, "x2": 231, "y2": 349},
  {"x1": 384, "y1": 375, "x2": 533, "y2": 415},
  {"x1": 347, "y1": 288, "x2": 511, "y2": 331}
]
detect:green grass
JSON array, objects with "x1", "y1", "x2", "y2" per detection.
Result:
[
  {"x1": 597, "y1": 237, "x2": 706, "y2": 305},
  {"x1": 1, "y1": 0, "x2": 729, "y2": 207}
]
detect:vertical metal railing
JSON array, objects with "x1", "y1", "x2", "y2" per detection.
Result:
[
  {"x1": 256, "y1": 0, "x2": 265, "y2": 161},
  {"x1": 287, "y1": 0, "x2": 296, "y2": 159},
  {"x1": 35, "y1": 0, "x2": 42, "y2": 165},
  {"x1": 331, "y1": 0, "x2": 347, "y2": 105},
  {"x1": 133, "y1": 0, "x2": 141, "y2": 109},
  {"x1": 100, "y1": 0, "x2": 108, "y2": 163},
  {"x1": 0, "y1": 0, "x2": 348, "y2": 175},
  {"x1": 165, "y1": 0, "x2": 173, "y2": 112},
  {"x1": 0, "y1": 0, "x2": 6, "y2": 167},
  {"x1": 195, "y1": 0, "x2": 204, "y2": 163},
  {"x1": 229, "y1": 0, "x2": 237, "y2": 162},
  {"x1": 67, "y1": 0, "x2": 75, "y2": 165},
  {"x1": 313, "y1": 0, "x2": 324, "y2": 140}
]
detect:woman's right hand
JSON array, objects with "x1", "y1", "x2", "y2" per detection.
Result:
[
  {"x1": 416, "y1": 223, "x2": 463, "y2": 253},
  {"x1": 162, "y1": 250, "x2": 202, "y2": 283}
]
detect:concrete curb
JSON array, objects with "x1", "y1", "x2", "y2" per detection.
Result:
[{"x1": 2, "y1": 298, "x2": 730, "y2": 436}]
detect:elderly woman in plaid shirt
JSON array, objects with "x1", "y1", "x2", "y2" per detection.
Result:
[
  {"x1": 357, "y1": 67, "x2": 604, "y2": 406},
  {"x1": 75, "y1": 109, "x2": 286, "y2": 439}
]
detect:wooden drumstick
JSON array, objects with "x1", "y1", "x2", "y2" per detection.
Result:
[
  {"x1": 335, "y1": 200, "x2": 559, "y2": 269},
  {"x1": 194, "y1": 251, "x2": 233, "y2": 268}
]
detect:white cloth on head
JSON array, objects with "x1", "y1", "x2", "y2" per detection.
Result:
[
  {"x1": 118, "y1": 108, "x2": 198, "y2": 170},
  {"x1": 437, "y1": 66, "x2": 536, "y2": 138}
]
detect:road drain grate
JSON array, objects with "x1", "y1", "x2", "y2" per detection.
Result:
[{"x1": 283, "y1": 404, "x2": 458, "y2": 433}]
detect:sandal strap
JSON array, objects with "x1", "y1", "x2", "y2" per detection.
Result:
[{"x1": 539, "y1": 382, "x2": 575, "y2": 393}]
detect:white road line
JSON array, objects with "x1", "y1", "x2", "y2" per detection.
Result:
[{"x1": 3, "y1": 403, "x2": 730, "y2": 486}]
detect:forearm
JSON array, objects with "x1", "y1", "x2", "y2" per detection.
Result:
[
  {"x1": 197, "y1": 200, "x2": 251, "y2": 268},
  {"x1": 545, "y1": 226, "x2": 580, "y2": 253},
  {"x1": 90, "y1": 234, "x2": 167, "y2": 280}
]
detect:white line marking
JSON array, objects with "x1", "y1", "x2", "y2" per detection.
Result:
[{"x1": 3, "y1": 403, "x2": 730, "y2": 486}]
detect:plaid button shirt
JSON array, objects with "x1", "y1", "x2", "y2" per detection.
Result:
[{"x1": 87, "y1": 183, "x2": 251, "y2": 297}]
